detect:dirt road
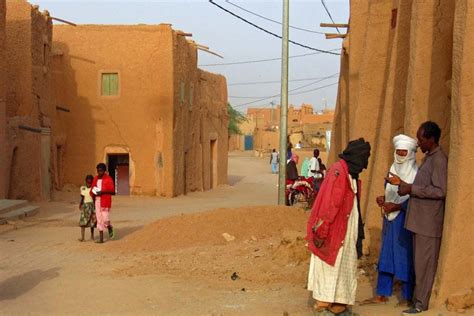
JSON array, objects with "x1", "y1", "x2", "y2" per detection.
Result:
[{"x1": 0, "y1": 152, "x2": 457, "y2": 315}]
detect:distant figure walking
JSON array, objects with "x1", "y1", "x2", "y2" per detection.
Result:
[
  {"x1": 91, "y1": 163, "x2": 116, "y2": 243},
  {"x1": 270, "y1": 149, "x2": 279, "y2": 174},
  {"x1": 78, "y1": 174, "x2": 96, "y2": 241}
]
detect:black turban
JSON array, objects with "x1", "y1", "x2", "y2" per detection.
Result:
[{"x1": 339, "y1": 138, "x2": 371, "y2": 179}]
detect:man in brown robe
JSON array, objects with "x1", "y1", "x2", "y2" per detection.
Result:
[{"x1": 388, "y1": 121, "x2": 448, "y2": 314}]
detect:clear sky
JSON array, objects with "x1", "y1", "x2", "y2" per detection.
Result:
[{"x1": 30, "y1": 0, "x2": 349, "y2": 112}]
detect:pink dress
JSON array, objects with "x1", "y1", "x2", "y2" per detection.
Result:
[{"x1": 94, "y1": 179, "x2": 110, "y2": 232}]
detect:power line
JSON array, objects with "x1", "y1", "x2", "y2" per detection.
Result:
[
  {"x1": 234, "y1": 81, "x2": 338, "y2": 110},
  {"x1": 289, "y1": 81, "x2": 338, "y2": 96},
  {"x1": 208, "y1": 0, "x2": 340, "y2": 55},
  {"x1": 228, "y1": 73, "x2": 339, "y2": 98},
  {"x1": 233, "y1": 78, "x2": 339, "y2": 108},
  {"x1": 321, "y1": 0, "x2": 340, "y2": 34},
  {"x1": 230, "y1": 74, "x2": 338, "y2": 99},
  {"x1": 228, "y1": 73, "x2": 339, "y2": 86},
  {"x1": 199, "y1": 49, "x2": 340, "y2": 67},
  {"x1": 224, "y1": 0, "x2": 325, "y2": 35}
]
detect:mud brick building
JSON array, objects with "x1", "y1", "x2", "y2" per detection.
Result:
[
  {"x1": 2, "y1": 0, "x2": 53, "y2": 201},
  {"x1": 52, "y1": 24, "x2": 228, "y2": 197},
  {"x1": 0, "y1": 1, "x2": 228, "y2": 200}
]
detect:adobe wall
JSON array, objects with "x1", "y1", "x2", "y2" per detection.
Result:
[
  {"x1": 171, "y1": 32, "x2": 200, "y2": 195},
  {"x1": 197, "y1": 70, "x2": 229, "y2": 191},
  {"x1": 329, "y1": 0, "x2": 473, "y2": 306},
  {"x1": 436, "y1": 0, "x2": 474, "y2": 305},
  {"x1": 254, "y1": 130, "x2": 279, "y2": 151},
  {"x1": 228, "y1": 134, "x2": 244, "y2": 151},
  {"x1": 0, "y1": 0, "x2": 6, "y2": 198},
  {"x1": 362, "y1": 0, "x2": 414, "y2": 255},
  {"x1": 5, "y1": 0, "x2": 51, "y2": 201},
  {"x1": 52, "y1": 25, "x2": 175, "y2": 196}
]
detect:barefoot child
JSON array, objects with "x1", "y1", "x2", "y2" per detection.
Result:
[
  {"x1": 90, "y1": 163, "x2": 116, "y2": 243},
  {"x1": 78, "y1": 175, "x2": 96, "y2": 241}
]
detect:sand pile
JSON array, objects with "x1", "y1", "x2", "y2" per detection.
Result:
[
  {"x1": 109, "y1": 205, "x2": 308, "y2": 253},
  {"x1": 106, "y1": 206, "x2": 312, "y2": 286}
]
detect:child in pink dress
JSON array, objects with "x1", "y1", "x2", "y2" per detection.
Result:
[{"x1": 90, "y1": 163, "x2": 115, "y2": 243}]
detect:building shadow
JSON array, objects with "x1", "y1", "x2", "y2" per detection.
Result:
[
  {"x1": 227, "y1": 175, "x2": 244, "y2": 186},
  {"x1": 0, "y1": 267, "x2": 60, "y2": 301}
]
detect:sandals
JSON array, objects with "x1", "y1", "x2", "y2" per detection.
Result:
[
  {"x1": 358, "y1": 296, "x2": 388, "y2": 306},
  {"x1": 108, "y1": 227, "x2": 115, "y2": 239}
]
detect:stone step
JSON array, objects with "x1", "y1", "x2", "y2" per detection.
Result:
[
  {"x1": 0, "y1": 205, "x2": 40, "y2": 224},
  {"x1": 0, "y1": 199, "x2": 29, "y2": 215}
]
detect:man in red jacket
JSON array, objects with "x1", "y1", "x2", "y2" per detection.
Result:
[
  {"x1": 306, "y1": 138, "x2": 371, "y2": 314},
  {"x1": 91, "y1": 163, "x2": 116, "y2": 243}
]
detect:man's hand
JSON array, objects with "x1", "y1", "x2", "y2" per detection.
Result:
[
  {"x1": 376, "y1": 196, "x2": 385, "y2": 207},
  {"x1": 313, "y1": 238, "x2": 324, "y2": 248},
  {"x1": 382, "y1": 202, "x2": 401, "y2": 214},
  {"x1": 385, "y1": 172, "x2": 402, "y2": 185},
  {"x1": 398, "y1": 183, "x2": 412, "y2": 196}
]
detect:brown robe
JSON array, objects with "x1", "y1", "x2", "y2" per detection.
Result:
[{"x1": 405, "y1": 146, "x2": 448, "y2": 311}]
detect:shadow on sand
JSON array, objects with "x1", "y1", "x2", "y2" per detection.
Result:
[
  {"x1": 0, "y1": 267, "x2": 60, "y2": 301},
  {"x1": 227, "y1": 175, "x2": 245, "y2": 186}
]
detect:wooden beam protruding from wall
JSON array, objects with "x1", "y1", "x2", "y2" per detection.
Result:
[
  {"x1": 320, "y1": 23, "x2": 349, "y2": 28},
  {"x1": 325, "y1": 33, "x2": 347, "y2": 39},
  {"x1": 50, "y1": 17, "x2": 77, "y2": 26}
]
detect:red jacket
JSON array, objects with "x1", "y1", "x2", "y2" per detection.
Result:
[
  {"x1": 306, "y1": 159, "x2": 360, "y2": 266},
  {"x1": 90, "y1": 174, "x2": 115, "y2": 208}
]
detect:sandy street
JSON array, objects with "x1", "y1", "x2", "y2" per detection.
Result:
[{"x1": 0, "y1": 152, "x2": 457, "y2": 315}]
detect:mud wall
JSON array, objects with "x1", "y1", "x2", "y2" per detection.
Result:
[
  {"x1": 329, "y1": 0, "x2": 473, "y2": 306},
  {"x1": 53, "y1": 24, "x2": 228, "y2": 197},
  {"x1": 436, "y1": 0, "x2": 474, "y2": 305},
  {"x1": 172, "y1": 33, "x2": 200, "y2": 196},
  {"x1": 197, "y1": 70, "x2": 228, "y2": 191},
  {"x1": 253, "y1": 130, "x2": 279, "y2": 152},
  {"x1": 5, "y1": 0, "x2": 52, "y2": 201},
  {"x1": 0, "y1": 0, "x2": 6, "y2": 198},
  {"x1": 52, "y1": 25, "x2": 174, "y2": 196}
]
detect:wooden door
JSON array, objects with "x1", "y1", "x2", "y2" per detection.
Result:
[{"x1": 116, "y1": 164, "x2": 130, "y2": 195}]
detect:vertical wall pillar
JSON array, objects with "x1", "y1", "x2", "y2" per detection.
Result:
[{"x1": 41, "y1": 127, "x2": 51, "y2": 201}]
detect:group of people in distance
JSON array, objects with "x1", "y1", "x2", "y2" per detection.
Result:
[
  {"x1": 306, "y1": 121, "x2": 447, "y2": 315},
  {"x1": 78, "y1": 163, "x2": 116, "y2": 244}
]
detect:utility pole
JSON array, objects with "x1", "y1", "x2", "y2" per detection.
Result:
[{"x1": 278, "y1": 0, "x2": 289, "y2": 205}]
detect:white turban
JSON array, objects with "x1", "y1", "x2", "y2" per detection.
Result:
[
  {"x1": 384, "y1": 134, "x2": 418, "y2": 221},
  {"x1": 393, "y1": 134, "x2": 418, "y2": 153}
]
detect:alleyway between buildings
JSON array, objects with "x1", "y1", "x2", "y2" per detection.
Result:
[{"x1": 0, "y1": 152, "x2": 457, "y2": 315}]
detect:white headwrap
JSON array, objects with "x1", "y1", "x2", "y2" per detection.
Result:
[{"x1": 384, "y1": 134, "x2": 418, "y2": 221}]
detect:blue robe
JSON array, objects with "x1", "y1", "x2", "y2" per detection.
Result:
[{"x1": 376, "y1": 200, "x2": 415, "y2": 299}]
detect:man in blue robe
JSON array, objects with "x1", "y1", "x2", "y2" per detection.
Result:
[{"x1": 361, "y1": 134, "x2": 418, "y2": 305}]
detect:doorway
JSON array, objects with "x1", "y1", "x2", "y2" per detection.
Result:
[{"x1": 107, "y1": 154, "x2": 130, "y2": 195}]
